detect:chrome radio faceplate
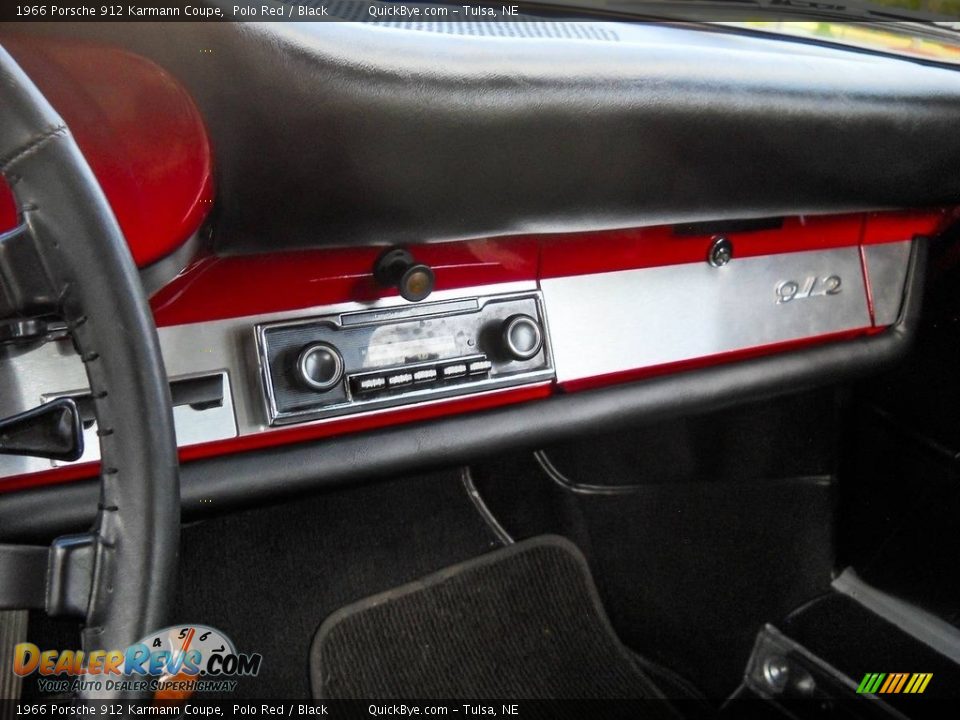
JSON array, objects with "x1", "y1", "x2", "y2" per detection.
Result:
[{"x1": 256, "y1": 292, "x2": 554, "y2": 426}]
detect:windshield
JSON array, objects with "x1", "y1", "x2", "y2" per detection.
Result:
[
  {"x1": 724, "y1": 20, "x2": 960, "y2": 65},
  {"x1": 533, "y1": 0, "x2": 960, "y2": 65}
]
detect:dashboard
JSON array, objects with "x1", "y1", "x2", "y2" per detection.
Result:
[
  {"x1": 0, "y1": 203, "x2": 945, "y2": 490},
  {"x1": 0, "y1": 24, "x2": 957, "y2": 503}
]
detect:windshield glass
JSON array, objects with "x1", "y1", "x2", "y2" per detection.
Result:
[
  {"x1": 724, "y1": 20, "x2": 960, "y2": 65},
  {"x1": 536, "y1": 1, "x2": 960, "y2": 66}
]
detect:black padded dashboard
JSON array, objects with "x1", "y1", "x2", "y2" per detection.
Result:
[{"x1": 11, "y1": 19, "x2": 960, "y2": 253}]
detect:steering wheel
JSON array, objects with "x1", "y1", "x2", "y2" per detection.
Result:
[{"x1": 0, "y1": 46, "x2": 179, "y2": 699}]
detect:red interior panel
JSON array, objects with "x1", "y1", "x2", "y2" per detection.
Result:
[
  {"x1": 151, "y1": 209, "x2": 948, "y2": 328},
  {"x1": 538, "y1": 214, "x2": 866, "y2": 278},
  {"x1": 0, "y1": 35, "x2": 214, "y2": 267},
  {"x1": 150, "y1": 238, "x2": 540, "y2": 327},
  {"x1": 862, "y1": 209, "x2": 955, "y2": 244}
]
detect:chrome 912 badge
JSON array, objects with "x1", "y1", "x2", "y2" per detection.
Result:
[{"x1": 776, "y1": 275, "x2": 842, "y2": 304}]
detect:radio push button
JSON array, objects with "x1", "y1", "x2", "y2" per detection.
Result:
[
  {"x1": 442, "y1": 363, "x2": 468, "y2": 379},
  {"x1": 387, "y1": 372, "x2": 414, "y2": 388},
  {"x1": 413, "y1": 368, "x2": 438, "y2": 383},
  {"x1": 354, "y1": 376, "x2": 387, "y2": 394},
  {"x1": 469, "y1": 359, "x2": 493, "y2": 374}
]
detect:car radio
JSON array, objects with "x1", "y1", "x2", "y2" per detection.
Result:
[{"x1": 256, "y1": 292, "x2": 554, "y2": 425}]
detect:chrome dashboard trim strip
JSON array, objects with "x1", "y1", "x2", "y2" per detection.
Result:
[
  {"x1": 541, "y1": 247, "x2": 872, "y2": 383},
  {"x1": 340, "y1": 298, "x2": 480, "y2": 326},
  {"x1": 43, "y1": 371, "x2": 237, "y2": 468},
  {"x1": 0, "y1": 281, "x2": 538, "y2": 480}
]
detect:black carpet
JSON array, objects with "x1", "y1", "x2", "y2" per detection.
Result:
[
  {"x1": 469, "y1": 393, "x2": 839, "y2": 699},
  {"x1": 172, "y1": 468, "x2": 503, "y2": 699},
  {"x1": 311, "y1": 535, "x2": 671, "y2": 706}
]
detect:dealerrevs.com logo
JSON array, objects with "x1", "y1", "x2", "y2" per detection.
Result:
[{"x1": 13, "y1": 625, "x2": 262, "y2": 695}]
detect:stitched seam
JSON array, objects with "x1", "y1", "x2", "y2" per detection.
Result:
[{"x1": 0, "y1": 125, "x2": 67, "y2": 172}]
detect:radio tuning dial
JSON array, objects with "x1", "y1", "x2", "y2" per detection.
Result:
[
  {"x1": 297, "y1": 342, "x2": 344, "y2": 392},
  {"x1": 501, "y1": 314, "x2": 543, "y2": 361}
]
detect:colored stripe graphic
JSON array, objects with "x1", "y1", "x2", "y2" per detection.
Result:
[
  {"x1": 888, "y1": 673, "x2": 906, "y2": 693},
  {"x1": 857, "y1": 673, "x2": 885, "y2": 694},
  {"x1": 857, "y1": 672, "x2": 932, "y2": 694},
  {"x1": 879, "y1": 674, "x2": 896, "y2": 693}
]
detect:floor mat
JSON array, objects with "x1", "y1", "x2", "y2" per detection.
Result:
[{"x1": 311, "y1": 535, "x2": 672, "y2": 705}]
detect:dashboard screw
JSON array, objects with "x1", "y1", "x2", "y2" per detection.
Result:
[
  {"x1": 763, "y1": 655, "x2": 790, "y2": 693},
  {"x1": 708, "y1": 236, "x2": 733, "y2": 267}
]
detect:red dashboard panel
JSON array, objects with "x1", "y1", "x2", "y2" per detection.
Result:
[
  {"x1": 539, "y1": 215, "x2": 864, "y2": 278},
  {"x1": 0, "y1": 35, "x2": 213, "y2": 267},
  {"x1": 151, "y1": 238, "x2": 540, "y2": 327},
  {"x1": 539, "y1": 212, "x2": 949, "y2": 279},
  {"x1": 862, "y1": 210, "x2": 951, "y2": 245},
  {"x1": 151, "y1": 209, "x2": 952, "y2": 328}
]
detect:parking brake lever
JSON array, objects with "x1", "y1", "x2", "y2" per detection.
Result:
[{"x1": 0, "y1": 398, "x2": 84, "y2": 462}]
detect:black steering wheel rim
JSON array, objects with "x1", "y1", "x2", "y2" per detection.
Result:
[{"x1": 0, "y1": 45, "x2": 180, "y2": 699}]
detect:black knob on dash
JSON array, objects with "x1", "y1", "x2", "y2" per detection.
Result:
[
  {"x1": 297, "y1": 342, "x2": 344, "y2": 392},
  {"x1": 501, "y1": 314, "x2": 543, "y2": 361},
  {"x1": 373, "y1": 247, "x2": 436, "y2": 303}
]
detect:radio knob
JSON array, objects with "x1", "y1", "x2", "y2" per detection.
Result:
[
  {"x1": 297, "y1": 342, "x2": 344, "y2": 392},
  {"x1": 501, "y1": 314, "x2": 543, "y2": 361}
]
